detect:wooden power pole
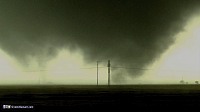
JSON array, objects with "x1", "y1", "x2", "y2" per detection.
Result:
[
  {"x1": 108, "y1": 60, "x2": 111, "y2": 86},
  {"x1": 97, "y1": 61, "x2": 99, "y2": 86}
]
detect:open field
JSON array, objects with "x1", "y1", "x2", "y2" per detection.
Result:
[{"x1": 1, "y1": 84, "x2": 200, "y2": 111}]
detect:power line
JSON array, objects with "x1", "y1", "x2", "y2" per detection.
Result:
[
  {"x1": 23, "y1": 70, "x2": 48, "y2": 72},
  {"x1": 22, "y1": 66, "x2": 107, "y2": 72},
  {"x1": 111, "y1": 66, "x2": 152, "y2": 70},
  {"x1": 22, "y1": 66, "x2": 151, "y2": 72},
  {"x1": 80, "y1": 67, "x2": 106, "y2": 69}
]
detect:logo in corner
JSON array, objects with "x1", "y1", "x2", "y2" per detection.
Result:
[{"x1": 3, "y1": 105, "x2": 11, "y2": 109}]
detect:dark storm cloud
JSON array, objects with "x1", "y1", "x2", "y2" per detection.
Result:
[{"x1": 0, "y1": 0, "x2": 200, "y2": 80}]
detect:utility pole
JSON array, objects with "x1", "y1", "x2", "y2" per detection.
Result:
[
  {"x1": 97, "y1": 61, "x2": 99, "y2": 86},
  {"x1": 108, "y1": 60, "x2": 111, "y2": 86}
]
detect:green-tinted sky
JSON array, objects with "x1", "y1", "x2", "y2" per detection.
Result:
[{"x1": 0, "y1": 0, "x2": 200, "y2": 84}]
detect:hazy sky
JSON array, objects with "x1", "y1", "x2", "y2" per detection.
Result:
[{"x1": 0, "y1": 0, "x2": 200, "y2": 84}]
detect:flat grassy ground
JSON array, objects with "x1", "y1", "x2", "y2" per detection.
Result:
[{"x1": 0, "y1": 84, "x2": 200, "y2": 111}]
